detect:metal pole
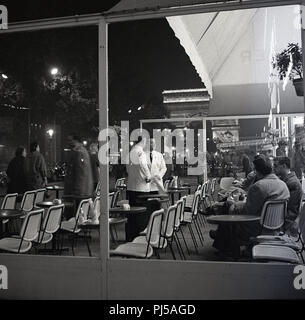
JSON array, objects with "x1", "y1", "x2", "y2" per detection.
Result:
[
  {"x1": 99, "y1": 17, "x2": 109, "y2": 301},
  {"x1": 202, "y1": 118, "x2": 208, "y2": 182},
  {"x1": 302, "y1": 3, "x2": 305, "y2": 127},
  {"x1": 28, "y1": 109, "x2": 31, "y2": 151}
]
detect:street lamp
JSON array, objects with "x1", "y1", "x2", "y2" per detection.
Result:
[
  {"x1": 47, "y1": 129, "x2": 54, "y2": 138},
  {"x1": 50, "y1": 68, "x2": 59, "y2": 76},
  {"x1": 1, "y1": 73, "x2": 8, "y2": 79}
]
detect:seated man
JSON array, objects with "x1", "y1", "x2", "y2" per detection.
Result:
[
  {"x1": 210, "y1": 155, "x2": 290, "y2": 255},
  {"x1": 274, "y1": 157, "x2": 303, "y2": 237}
]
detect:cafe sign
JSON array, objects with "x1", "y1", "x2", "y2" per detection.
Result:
[{"x1": 217, "y1": 138, "x2": 272, "y2": 148}]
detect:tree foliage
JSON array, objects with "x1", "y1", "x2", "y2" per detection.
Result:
[{"x1": 274, "y1": 43, "x2": 303, "y2": 80}]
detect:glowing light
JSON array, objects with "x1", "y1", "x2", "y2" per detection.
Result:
[
  {"x1": 1, "y1": 74, "x2": 8, "y2": 79},
  {"x1": 47, "y1": 129, "x2": 54, "y2": 138},
  {"x1": 128, "y1": 110, "x2": 132, "y2": 114},
  {"x1": 50, "y1": 68, "x2": 59, "y2": 75},
  {"x1": 83, "y1": 141, "x2": 88, "y2": 146}
]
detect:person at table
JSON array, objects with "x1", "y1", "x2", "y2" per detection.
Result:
[
  {"x1": 274, "y1": 156, "x2": 303, "y2": 237},
  {"x1": 145, "y1": 138, "x2": 167, "y2": 193},
  {"x1": 6, "y1": 146, "x2": 27, "y2": 195},
  {"x1": 64, "y1": 134, "x2": 93, "y2": 198},
  {"x1": 211, "y1": 154, "x2": 290, "y2": 254},
  {"x1": 24, "y1": 142, "x2": 47, "y2": 190}
]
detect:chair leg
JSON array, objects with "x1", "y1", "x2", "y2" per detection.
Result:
[
  {"x1": 188, "y1": 224, "x2": 199, "y2": 253},
  {"x1": 155, "y1": 249, "x2": 161, "y2": 259},
  {"x1": 174, "y1": 233, "x2": 185, "y2": 260},
  {"x1": 60, "y1": 233, "x2": 65, "y2": 255},
  {"x1": 110, "y1": 226, "x2": 117, "y2": 244},
  {"x1": 114, "y1": 226, "x2": 118, "y2": 239},
  {"x1": 179, "y1": 228, "x2": 190, "y2": 256},
  {"x1": 84, "y1": 230, "x2": 92, "y2": 257},
  {"x1": 71, "y1": 234, "x2": 77, "y2": 256},
  {"x1": 194, "y1": 219, "x2": 204, "y2": 246},
  {"x1": 168, "y1": 242, "x2": 176, "y2": 260}
]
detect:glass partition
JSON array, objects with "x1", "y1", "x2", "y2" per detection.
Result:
[
  {"x1": 0, "y1": 26, "x2": 100, "y2": 257},
  {"x1": 107, "y1": 4, "x2": 304, "y2": 263}
]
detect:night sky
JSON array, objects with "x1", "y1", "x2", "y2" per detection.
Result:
[
  {"x1": 0, "y1": 1, "x2": 203, "y2": 128},
  {"x1": 0, "y1": 0, "x2": 264, "y2": 153}
]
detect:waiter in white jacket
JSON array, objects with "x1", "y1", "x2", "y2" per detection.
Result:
[
  {"x1": 126, "y1": 137, "x2": 152, "y2": 204},
  {"x1": 146, "y1": 138, "x2": 167, "y2": 192},
  {"x1": 126, "y1": 137, "x2": 157, "y2": 241}
]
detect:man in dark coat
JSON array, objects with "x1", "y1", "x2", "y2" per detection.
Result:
[
  {"x1": 64, "y1": 134, "x2": 93, "y2": 197},
  {"x1": 274, "y1": 157, "x2": 303, "y2": 236},
  {"x1": 6, "y1": 146, "x2": 27, "y2": 194},
  {"x1": 24, "y1": 142, "x2": 47, "y2": 190}
]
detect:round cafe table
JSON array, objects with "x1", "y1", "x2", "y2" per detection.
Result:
[
  {"x1": 207, "y1": 215, "x2": 260, "y2": 260},
  {"x1": 138, "y1": 194, "x2": 169, "y2": 200},
  {"x1": 46, "y1": 186, "x2": 64, "y2": 199},
  {"x1": 36, "y1": 201, "x2": 74, "y2": 209},
  {"x1": 0, "y1": 209, "x2": 27, "y2": 238},
  {"x1": 109, "y1": 206, "x2": 147, "y2": 242}
]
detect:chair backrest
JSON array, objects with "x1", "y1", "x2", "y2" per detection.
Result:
[
  {"x1": 20, "y1": 209, "x2": 43, "y2": 243},
  {"x1": 42, "y1": 204, "x2": 64, "y2": 234},
  {"x1": 211, "y1": 178, "x2": 217, "y2": 193},
  {"x1": 108, "y1": 192, "x2": 114, "y2": 208},
  {"x1": 219, "y1": 177, "x2": 234, "y2": 191},
  {"x1": 145, "y1": 209, "x2": 164, "y2": 250},
  {"x1": 76, "y1": 199, "x2": 91, "y2": 221},
  {"x1": 162, "y1": 205, "x2": 177, "y2": 239},
  {"x1": 164, "y1": 180, "x2": 170, "y2": 191},
  {"x1": 169, "y1": 178, "x2": 176, "y2": 188},
  {"x1": 200, "y1": 182, "x2": 207, "y2": 199},
  {"x1": 112, "y1": 191, "x2": 120, "y2": 208},
  {"x1": 260, "y1": 200, "x2": 287, "y2": 231},
  {"x1": 95, "y1": 181, "x2": 101, "y2": 196},
  {"x1": 20, "y1": 190, "x2": 36, "y2": 212},
  {"x1": 191, "y1": 191, "x2": 201, "y2": 218},
  {"x1": 1, "y1": 193, "x2": 18, "y2": 210},
  {"x1": 299, "y1": 203, "x2": 305, "y2": 242},
  {"x1": 115, "y1": 178, "x2": 125, "y2": 188},
  {"x1": 206, "y1": 179, "x2": 211, "y2": 194},
  {"x1": 174, "y1": 199, "x2": 184, "y2": 229},
  {"x1": 34, "y1": 189, "x2": 46, "y2": 205},
  {"x1": 93, "y1": 196, "x2": 101, "y2": 219},
  {"x1": 180, "y1": 196, "x2": 186, "y2": 224}
]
